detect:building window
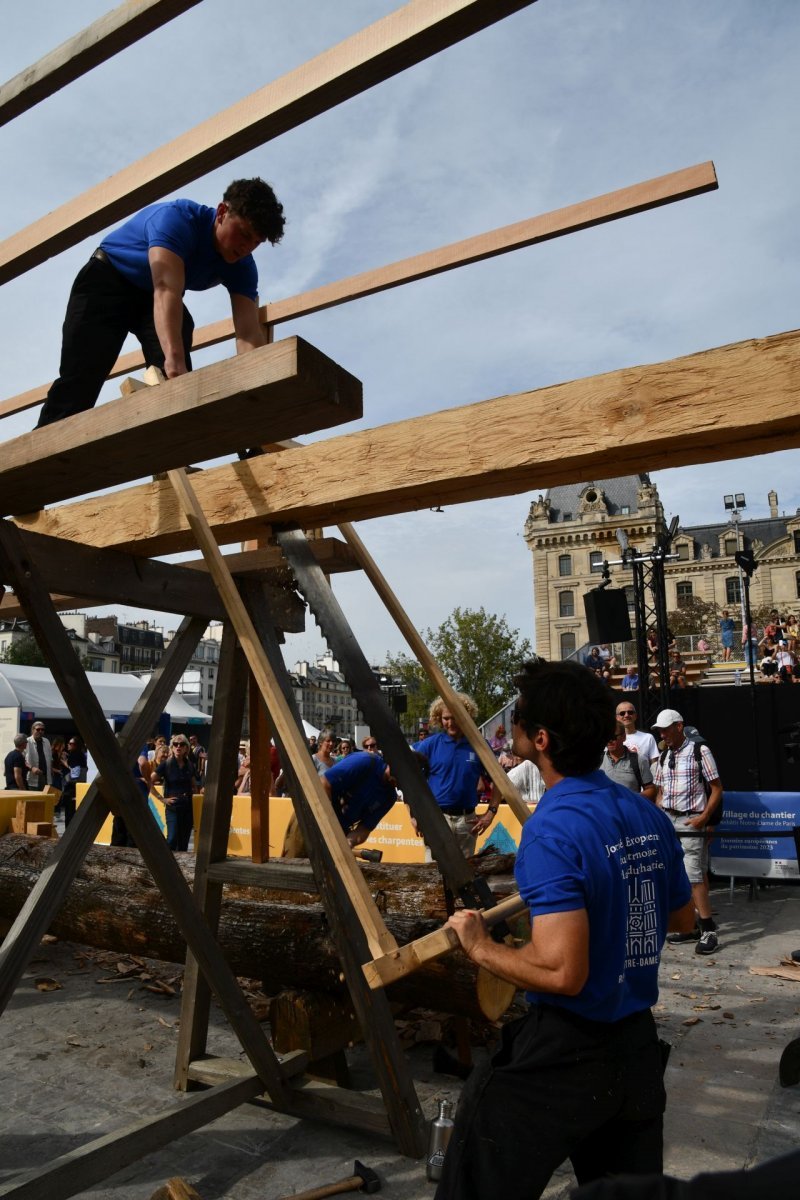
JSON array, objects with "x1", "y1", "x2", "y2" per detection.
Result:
[
  {"x1": 561, "y1": 512, "x2": 572, "y2": 521},
  {"x1": 558, "y1": 553, "x2": 572, "y2": 577},
  {"x1": 676, "y1": 581, "x2": 693, "y2": 608},
  {"x1": 724, "y1": 537, "x2": 738, "y2": 557},
  {"x1": 620, "y1": 505, "x2": 630, "y2": 515},
  {"x1": 624, "y1": 586, "x2": 635, "y2": 612},
  {"x1": 794, "y1": 531, "x2": 800, "y2": 554},
  {"x1": 796, "y1": 570, "x2": 800, "y2": 599},
  {"x1": 726, "y1": 576, "x2": 741, "y2": 605},
  {"x1": 558, "y1": 591, "x2": 575, "y2": 618},
  {"x1": 589, "y1": 551, "x2": 603, "y2": 573},
  {"x1": 676, "y1": 542, "x2": 690, "y2": 561},
  {"x1": 560, "y1": 632, "x2": 576, "y2": 659}
]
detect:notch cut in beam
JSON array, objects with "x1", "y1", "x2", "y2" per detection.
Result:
[
  {"x1": 0, "y1": 337, "x2": 361, "y2": 516},
  {"x1": 0, "y1": 161, "x2": 718, "y2": 422},
  {"x1": 17, "y1": 327, "x2": 800, "y2": 557},
  {"x1": 0, "y1": 0, "x2": 536, "y2": 284},
  {"x1": 0, "y1": 1, "x2": 201, "y2": 128}
]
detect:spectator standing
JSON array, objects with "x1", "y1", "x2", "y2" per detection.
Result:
[
  {"x1": 489, "y1": 724, "x2": 508, "y2": 755},
  {"x1": 50, "y1": 737, "x2": 68, "y2": 796},
  {"x1": 312, "y1": 732, "x2": 337, "y2": 775},
  {"x1": 150, "y1": 735, "x2": 203, "y2": 852},
  {"x1": 652, "y1": 709, "x2": 723, "y2": 955},
  {"x1": 435, "y1": 660, "x2": 694, "y2": 1200},
  {"x1": 61, "y1": 736, "x2": 88, "y2": 827},
  {"x1": 412, "y1": 695, "x2": 497, "y2": 856},
  {"x1": 25, "y1": 722, "x2": 52, "y2": 791},
  {"x1": 741, "y1": 621, "x2": 759, "y2": 668},
  {"x1": 362, "y1": 736, "x2": 379, "y2": 753},
  {"x1": 4, "y1": 734, "x2": 29, "y2": 790},
  {"x1": 506, "y1": 756, "x2": 545, "y2": 806},
  {"x1": 336, "y1": 737, "x2": 355, "y2": 760},
  {"x1": 600, "y1": 724, "x2": 656, "y2": 801},
  {"x1": 719, "y1": 610, "x2": 735, "y2": 662},
  {"x1": 615, "y1": 702, "x2": 658, "y2": 765}
]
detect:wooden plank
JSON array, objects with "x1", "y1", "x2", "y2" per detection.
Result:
[
  {"x1": 0, "y1": 1, "x2": 201, "y2": 128},
  {"x1": 0, "y1": 522, "x2": 290, "y2": 1102},
  {"x1": 174, "y1": 624, "x2": 249, "y2": 1090},
  {"x1": 21, "y1": 327, "x2": 800, "y2": 555},
  {"x1": 0, "y1": 614, "x2": 207, "y2": 1017},
  {"x1": 0, "y1": 338, "x2": 360, "y2": 516},
  {"x1": 187, "y1": 1058, "x2": 393, "y2": 1138},
  {"x1": 181, "y1": 537, "x2": 360, "y2": 578},
  {"x1": 248, "y1": 676, "x2": 272, "y2": 863},
  {"x1": 0, "y1": 162, "x2": 717, "y2": 423},
  {"x1": 165, "y1": 468, "x2": 398, "y2": 962},
  {"x1": 206, "y1": 859, "x2": 317, "y2": 890},
  {"x1": 340, "y1": 522, "x2": 530, "y2": 825},
  {"x1": 0, "y1": 1075, "x2": 264, "y2": 1200},
  {"x1": 363, "y1": 892, "x2": 527, "y2": 991},
  {"x1": 0, "y1": 0, "x2": 535, "y2": 285}
]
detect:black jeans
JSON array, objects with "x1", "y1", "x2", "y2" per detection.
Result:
[
  {"x1": 435, "y1": 1005, "x2": 665, "y2": 1200},
  {"x1": 37, "y1": 255, "x2": 194, "y2": 427}
]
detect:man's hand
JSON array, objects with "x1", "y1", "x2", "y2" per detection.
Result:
[
  {"x1": 471, "y1": 809, "x2": 495, "y2": 836},
  {"x1": 447, "y1": 909, "x2": 490, "y2": 959}
]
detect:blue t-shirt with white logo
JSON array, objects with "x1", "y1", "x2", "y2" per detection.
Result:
[
  {"x1": 100, "y1": 199, "x2": 258, "y2": 300},
  {"x1": 515, "y1": 770, "x2": 691, "y2": 1022},
  {"x1": 411, "y1": 731, "x2": 484, "y2": 812}
]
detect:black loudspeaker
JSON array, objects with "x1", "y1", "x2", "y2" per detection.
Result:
[{"x1": 583, "y1": 588, "x2": 632, "y2": 644}]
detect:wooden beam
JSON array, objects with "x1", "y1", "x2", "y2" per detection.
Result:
[
  {"x1": 0, "y1": 0, "x2": 535, "y2": 285},
  {"x1": 165, "y1": 467, "x2": 398, "y2": 962},
  {"x1": 0, "y1": 1, "x2": 201, "y2": 129},
  {"x1": 0, "y1": 162, "x2": 718, "y2": 422},
  {"x1": 19, "y1": 328, "x2": 800, "y2": 556},
  {"x1": 180, "y1": 537, "x2": 360, "y2": 578},
  {"x1": 0, "y1": 337, "x2": 361, "y2": 516},
  {"x1": 339, "y1": 521, "x2": 530, "y2": 824}
]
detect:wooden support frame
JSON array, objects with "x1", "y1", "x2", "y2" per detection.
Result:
[
  {"x1": 0, "y1": 1, "x2": 202, "y2": 128},
  {"x1": 0, "y1": 161, "x2": 717, "y2": 422},
  {"x1": 22, "y1": 327, "x2": 800, "y2": 554},
  {"x1": 0, "y1": 337, "x2": 361, "y2": 515},
  {"x1": 339, "y1": 521, "x2": 531, "y2": 825},
  {"x1": 0, "y1": 0, "x2": 536, "y2": 285}
]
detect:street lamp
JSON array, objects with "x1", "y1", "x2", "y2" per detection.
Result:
[{"x1": 723, "y1": 493, "x2": 747, "y2": 627}]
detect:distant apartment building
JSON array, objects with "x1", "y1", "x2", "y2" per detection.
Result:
[
  {"x1": 85, "y1": 617, "x2": 164, "y2": 673},
  {"x1": 163, "y1": 624, "x2": 222, "y2": 712},
  {"x1": 288, "y1": 652, "x2": 365, "y2": 735}
]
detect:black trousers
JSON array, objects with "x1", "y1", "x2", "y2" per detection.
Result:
[
  {"x1": 434, "y1": 1004, "x2": 665, "y2": 1200},
  {"x1": 37, "y1": 255, "x2": 194, "y2": 427}
]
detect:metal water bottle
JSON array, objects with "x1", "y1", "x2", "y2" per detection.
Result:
[
  {"x1": 426, "y1": 1098, "x2": 455, "y2": 1182},
  {"x1": 735, "y1": 668, "x2": 742, "y2": 686}
]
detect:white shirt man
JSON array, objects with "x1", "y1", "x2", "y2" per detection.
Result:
[
  {"x1": 25, "y1": 722, "x2": 52, "y2": 790},
  {"x1": 615, "y1": 701, "x2": 658, "y2": 765}
]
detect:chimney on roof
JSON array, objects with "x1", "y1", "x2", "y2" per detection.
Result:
[{"x1": 768, "y1": 490, "x2": 778, "y2": 518}]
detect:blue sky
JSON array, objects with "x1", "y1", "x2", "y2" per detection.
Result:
[{"x1": 1, "y1": 1, "x2": 798, "y2": 666}]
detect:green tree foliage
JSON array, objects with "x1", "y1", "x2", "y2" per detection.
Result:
[
  {"x1": 383, "y1": 652, "x2": 437, "y2": 734},
  {"x1": 666, "y1": 597, "x2": 723, "y2": 637},
  {"x1": 0, "y1": 635, "x2": 48, "y2": 667},
  {"x1": 387, "y1": 606, "x2": 532, "y2": 729}
]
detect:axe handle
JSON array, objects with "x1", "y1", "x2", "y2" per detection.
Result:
[{"x1": 276, "y1": 1175, "x2": 364, "y2": 1200}]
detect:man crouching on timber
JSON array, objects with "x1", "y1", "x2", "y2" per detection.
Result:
[{"x1": 435, "y1": 658, "x2": 695, "y2": 1200}]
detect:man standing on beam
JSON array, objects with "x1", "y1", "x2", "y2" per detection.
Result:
[
  {"x1": 435, "y1": 659, "x2": 694, "y2": 1200},
  {"x1": 36, "y1": 177, "x2": 285, "y2": 429}
]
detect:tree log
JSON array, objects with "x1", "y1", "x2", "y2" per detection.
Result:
[{"x1": 0, "y1": 837, "x2": 522, "y2": 1021}]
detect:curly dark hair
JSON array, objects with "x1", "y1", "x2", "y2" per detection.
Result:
[
  {"x1": 223, "y1": 177, "x2": 285, "y2": 245},
  {"x1": 512, "y1": 658, "x2": 616, "y2": 776}
]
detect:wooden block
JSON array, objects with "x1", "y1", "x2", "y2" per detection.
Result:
[
  {"x1": 26, "y1": 822, "x2": 53, "y2": 837},
  {"x1": 149, "y1": 1177, "x2": 205, "y2": 1200},
  {"x1": 269, "y1": 989, "x2": 362, "y2": 1062},
  {"x1": 10, "y1": 817, "x2": 26, "y2": 834},
  {"x1": 17, "y1": 799, "x2": 46, "y2": 824},
  {"x1": 0, "y1": 337, "x2": 361, "y2": 516}
]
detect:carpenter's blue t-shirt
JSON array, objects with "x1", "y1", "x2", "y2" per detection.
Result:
[
  {"x1": 411, "y1": 731, "x2": 483, "y2": 812},
  {"x1": 324, "y1": 752, "x2": 396, "y2": 833},
  {"x1": 100, "y1": 199, "x2": 259, "y2": 300},
  {"x1": 515, "y1": 770, "x2": 691, "y2": 1022}
]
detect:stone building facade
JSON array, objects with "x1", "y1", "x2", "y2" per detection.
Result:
[{"x1": 524, "y1": 477, "x2": 800, "y2": 658}]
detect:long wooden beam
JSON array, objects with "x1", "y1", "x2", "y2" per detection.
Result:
[
  {"x1": 0, "y1": 337, "x2": 361, "y2": 515},
  {"x1": 0, "y1": 0, "x2": 535, "y2": 285},
  {"x1": 0, "y1": 1, "x2": 201, "y2": 128},
  {"x1": 16, "y1": 328, "x2": 800, "y2": 556},
  {"x1": 0, "y1": 162, "x2": 717, "y2": 422}
]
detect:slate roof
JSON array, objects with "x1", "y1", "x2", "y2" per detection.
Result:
[
  {"x1": 678, "y1": 516, "x2": 791, "y2": 559},
  {"x1": 546, "y1": 474, "x2": 650, "y2": 522}
]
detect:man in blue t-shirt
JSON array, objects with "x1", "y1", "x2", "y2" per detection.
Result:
[
  {"x1": 321, "y1": 750, "x2": 399, "y2": 847},
  {"x1": 37, "y1": 178, "x2": 285, "y2": 430},
  {"x1": 435, "y1": 659, "x2": 694, "y2": 1200}
]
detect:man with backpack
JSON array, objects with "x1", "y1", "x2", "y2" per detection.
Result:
[{"x1": 652, "y1": 709, "x2": 723, "y2": 956}]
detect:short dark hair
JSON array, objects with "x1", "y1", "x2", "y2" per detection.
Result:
[
  {"x1": 512, "y1": 659, "x2": 616, "y2": 776},
  {"x1": 223, "y1": 177, "x2": 285, "y2": 245}
]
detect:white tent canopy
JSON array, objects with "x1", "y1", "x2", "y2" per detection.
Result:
[{"x1": 0, "y1": 664, "x2": 211, "y2": 725}]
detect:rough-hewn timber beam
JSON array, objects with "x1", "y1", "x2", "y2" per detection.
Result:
[
  {"x1": 0, "y1": 162, "x2": 717, "y2": 422},
  {"x1": 0, "y1": 0, "x2": 535, "y2": 284},
  {"x1": 0, "y1": 1, "x2": 201, "y2": 128},
  {"x1": 15, "y1": 328, "x2": 800, "y2": 556},
  {"x1": 0, "y1": 337, "x2": 361, "y2": 515}
]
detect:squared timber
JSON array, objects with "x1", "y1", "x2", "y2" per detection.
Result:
[{"x1": 0, "y1": 337, "x2": 361, "y2": 516}]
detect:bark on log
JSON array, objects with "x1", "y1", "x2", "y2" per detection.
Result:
[{"x1": 0, "y1": 837, "x2": 522, "y2": 1020}]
